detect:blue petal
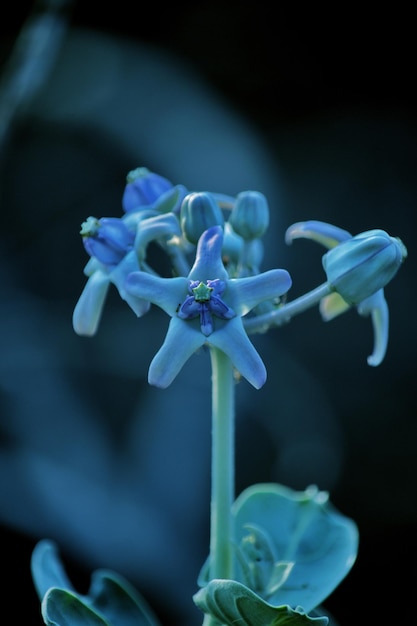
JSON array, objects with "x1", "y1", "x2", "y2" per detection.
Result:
[
  {"x1": 82, "y1": 217, "x2": 134, "y2": 265},
  {"x1": 83, "y1": 235, "x2": 127, "y2": 266},
  {"x1": 148, "y1": 317, "x2": 206, "y2": 387},
  {"x1": 357, "y1": 289, "x2": 389, "y2": 366},
  {"x1": 285, "y1": 221, "x2": 352, "y2": 249},
  {"x1": 227, "y1": 269, "x2": 292, "y2": 316},
  {"x1": 208, "y1": 318, "x2": 267, "y2": 389},
  {"x1": 97, "y1": 217, "x2": 134, "y2": 249},
  {"x1": 83, "y1": 256, "x2": 102, "y2": 276},
  {"x1": 125, "y1": 272, "x2": 188, "y2": 316},
  {"x1": 72, "y1": 270, "x2": 110, "y2": 336},
  {"x1": 109, "y1": 251, "x2": 151, "y2": 317},
  {"x1": 188, "y1": 226, "x2": 229, "y2": 282},
  {"x1": 134, "y1": 213, "x2": 181, "y2": 260}
]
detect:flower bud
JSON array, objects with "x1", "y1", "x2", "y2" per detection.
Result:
[
  {"x1": 322, "y1": 229, "x2": 407, "y2": 304},
  {"x1": 229, "y1": 191, "x2": 269, "y2": 241},
  {"x1": 122, "y1": 167, "x2": 173, "y2": 212},
  {"x1": 180, "y1": 192, "x2": 224, "y2": 244},
  {"x1": 81, "y1": 216, "x2": 134, "y2": 265}
]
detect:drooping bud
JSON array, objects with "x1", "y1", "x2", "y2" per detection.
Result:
[
  {"x1": 122, "y1": 167, "x2": 174, "y2": 212},
  {"x1": 81, "y1": 216, "x2": 134, "y2": 265},
  {"x1": 180, "y1": 192, "x2": 224, "y2": 244},
  {"x1": 322, "y1": 229, "x2": 407, "y2": 304},
  {"x1": 229, "y1": 191, "x2": 269, "y2": 241}
]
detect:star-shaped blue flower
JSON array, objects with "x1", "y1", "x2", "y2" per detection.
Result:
[{"x1": 125, "y1": 226, "x2": 292, "y2": 388}]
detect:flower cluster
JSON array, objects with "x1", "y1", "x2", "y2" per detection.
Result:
[
  {"x1": 43, "y1": 165, "x2": 408, "y2": 626},
  {"x1": 73, "y1": 167, "x2": 407, "y2": 386}
]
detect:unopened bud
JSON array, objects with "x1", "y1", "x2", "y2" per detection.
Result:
[
  {"x1": 229, "y1": 191, "x2": 269, "y2": 241},
  {"x1": 180, "y1": 192, "x2": 224, "y2": 244},
  {"x1": 122, "y1": 167, "x2": 173, "y2": 212},
  {"x1": 322, "y1": 229, "x2": 407, "y2": 304}
]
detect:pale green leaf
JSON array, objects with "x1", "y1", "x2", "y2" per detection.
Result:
[
  {"x1": 232, "y1": 484, "x2": 358, "y2": 612},
  {"x1": 194, "y1": 579, "x2": 328, "y2": 626}
]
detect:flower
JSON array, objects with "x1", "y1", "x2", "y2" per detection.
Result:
[
  {"x1": 73, "y1": 212, "x2": 182, "y2": 336},
  {"x1": 285, "y1": 220, "x2": 407, "y2": 365},
  {"x1": 125, "y1": 225, "x2": 292, "y2": 388},
  {"x1": 80, "y1": 216, "x2": 135, "y2": 265}
]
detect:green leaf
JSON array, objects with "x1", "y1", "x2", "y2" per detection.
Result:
[
  {"x1": 42, "y1": 589, "x2": 108, "y2": 626},
  {"x1": 86, "y1": 569, "x2": 161, "y2": 626},
  {"x1": 232, "y1": 484, "x2": 358, "y2": 612},
  {"x1": 193, "y1": 579, "x2": 329, "y2": 626},
  {"x1": 31, "y1": 539, "x2": 75, "y2": 601},
  {"x1": 31, "y1": 540, "x2": 162, "y2": 626},
  {"x1": 198, "y1": 483, "x2": 358, "y2": 613}
]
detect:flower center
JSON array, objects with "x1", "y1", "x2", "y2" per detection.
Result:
[
  {"x1": 177, "y1": 279, "x2": 236, "y2": 336},
  {"x1": 192, "y1": 281, "x2": 214, "y2": 302},
  {"x1": 80, "y1": 216, "x2": 100, "y2": 237}
]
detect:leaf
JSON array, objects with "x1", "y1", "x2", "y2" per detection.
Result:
[
  {"x1": 31, "y1": 539, "x2": 75, "y2": 601},
  {"x1": 232, "y1": 484, "x2": 358, "y2": 612},
  {"x1": 193, "y1": 579, "x2": 329, "y2": 626},
  {"x1": 86, "y1": 569, "x2": 161, "y2": 626},
  {"x1": 42, "y1": 589, "x2": 108, "y2": 626},
  {"x1": 31, "y1": 539, "x2": 162, "y2": 626}
]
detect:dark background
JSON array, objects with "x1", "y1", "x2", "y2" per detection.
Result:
[{"x1": 1, "y1": 2, "x2": 416, "y2": 625}]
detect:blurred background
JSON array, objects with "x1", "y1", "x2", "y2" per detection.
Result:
[{"x1": 0, "y1": 1, "x2": 415, "y2": 625}]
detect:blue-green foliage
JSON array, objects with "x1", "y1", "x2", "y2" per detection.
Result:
[
  {"x1": 31, "y1": 540, "x2": 162, "y2": 626},
  {"x1": 30, "y1": 480, "x2": 358, "y2": 626},
  {"x1": 194, "y1": 580, "x2": 329, "y2": 626},
  {"x1": 195, "y1": 483, "x2": 358, "y2": 625}
]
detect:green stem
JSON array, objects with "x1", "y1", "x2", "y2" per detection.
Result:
[
  {"x1": 209, "y1": 346, "x2": 235, "y2": 581},
  {"x1": 243, "y1": 282, "x2": 334, "y2": 334}
]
